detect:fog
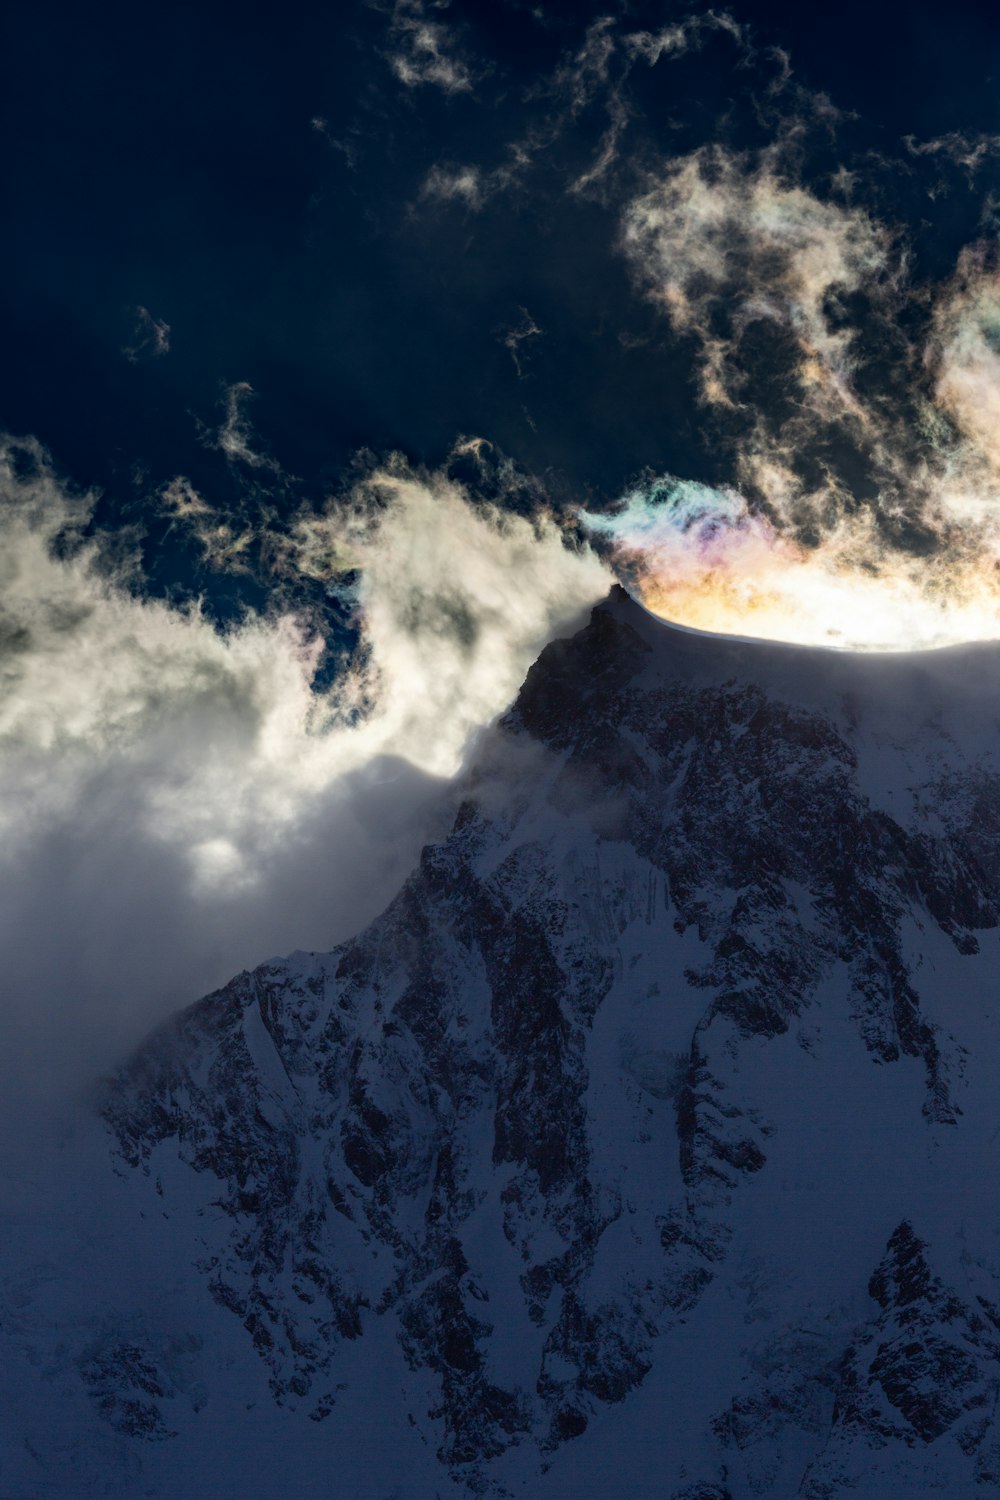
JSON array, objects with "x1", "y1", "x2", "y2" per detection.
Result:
[{"x1": 0, "y1": 437, "x2": 608, "y2": 1128}]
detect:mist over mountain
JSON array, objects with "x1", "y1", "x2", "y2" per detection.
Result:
[
  {"x1": 6, "y1": 589, "x2": 1000, "y2": 1498},
  {"x1": 7, "y1": 4, "x2": 1000, "y2": 1495},
  {"x1": 6, "y1": 0, "x2": 1000, "y2": 1090}
]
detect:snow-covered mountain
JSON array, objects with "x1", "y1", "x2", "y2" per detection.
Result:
[{"x1": 6, "y1": 585, "x2": 1000, "y2": 1498}]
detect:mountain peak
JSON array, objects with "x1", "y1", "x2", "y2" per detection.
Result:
[{"x1": 7, "y1": 593, "x2": 1000, "y2": 1497}]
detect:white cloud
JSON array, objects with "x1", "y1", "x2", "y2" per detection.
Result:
[
  {"x1": 621, "y1": 144, "x2": 891, "y2": 416},
  {"x1": 213, "y1": 381, "x2": 281, "y2": 470},
  {"x1": 386, "y1": 1, "x2": 477, "y2": 94},
  {"x1": 599, "y1": 149, "x2": 1000, "y2": 651},
  {"x1": 623, "y1": 10, "x2": 747, "y2": 68},
  {"x1": 0, "y1": 437, "x2": 608, "y2": 1115},
  {"x1": 276, "y1": 458, "x2": 609, "y2": 777},
  {"x1": 421, "y1": 162, "x2": 488, "y2": 210},
  {"x1": 904, "y1": 131, "x2": 1000, "y2": 177}
]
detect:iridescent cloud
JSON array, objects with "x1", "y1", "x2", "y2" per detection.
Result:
[
  {"x1": 582, "y1": 478, "x2": 1000, "y2": 652},
  {"x1": 601, "y1": 147, "x2": 1000, "y2": 651}
]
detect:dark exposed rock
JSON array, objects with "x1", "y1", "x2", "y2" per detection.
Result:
[
  {"x1": 91, "y1": 591, "x2": 1000, "y2": 1490},
  {"x1": 800, "y1": 1222, "x2": 1000, "y2": 1493},
  {"x1": 671, "y1": 1485, "x2": 734, "y2": 1500}
]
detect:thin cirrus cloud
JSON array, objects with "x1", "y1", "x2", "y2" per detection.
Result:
[
  {"x1": 399, "y1": 12, "x2": 1000, "y2": 654},
  {"x1": 385, "y1": 0, "x2": 478, "y2": 94},
  {"x1": 416, "y1": 9, "x2": 751, "y2": 212},
  {"x1": 212, "y1": 380, "x2": 283, "y2": 470},
  {"x1": 420, "y1": 162, "x2": 492, "y2": 211},
  {"x1": 498, "y1": 307, "x2": 543, "y2": 379},
  {"x1": 904, "y1": 131, "x2": 1000, "y2": 178},
  {"x1": 0, "y1": 435, "x2": 608, "y2": 1117},
  {"x1": 121, "y1": 305, "x2": 170, "y2": 363}
]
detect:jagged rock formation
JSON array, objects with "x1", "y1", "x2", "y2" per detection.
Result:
[{"x1": 6, "y1": 587, "x2": 1000, "y2": 1497}]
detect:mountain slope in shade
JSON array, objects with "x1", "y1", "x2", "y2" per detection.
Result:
[{"x1": 6, "y1": 587, "x2": 1000, "y2": 1497}]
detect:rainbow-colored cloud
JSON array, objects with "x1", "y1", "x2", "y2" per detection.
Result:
[{"x1": 582, "y1": 478, "x2": 1000, "y2": 652}]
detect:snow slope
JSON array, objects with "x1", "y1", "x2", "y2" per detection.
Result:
[{"x1": 6, "y1": 586, "x2": 1000, "y2": 1498}]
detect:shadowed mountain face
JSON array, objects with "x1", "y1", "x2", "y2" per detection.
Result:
[{"x1": 8, "y1": 589, "x2": 1000, "y2": 1497}]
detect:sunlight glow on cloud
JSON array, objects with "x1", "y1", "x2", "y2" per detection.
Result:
[
  {"x1": 279, "y1": 461, "x2": 610, "y2": 776},
  {"x1": 583, "y1": 479, "x2": 1000, "y2": 652},
  {"x1": 0, "y1": 438, "x2": 608, "y2": 1091},
  {"x1": 605, "y1": 148, "x2": 1000, "y2": 651},
  {"x1": 0, "y1": 440, "x2": 606, "y2": 883}
]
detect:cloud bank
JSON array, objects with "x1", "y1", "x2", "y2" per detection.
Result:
[{"x1": 0, "y1": 438, "x2": 607, "y2": 1115}]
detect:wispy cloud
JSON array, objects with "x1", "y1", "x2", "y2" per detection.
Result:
[
  {"x1": 311, "y1": 115, "x2": 360, "y2": 169},
  {"x1": 385, "y1": 0, "x2": 478, "y2": 94},
  {"x1": 421, "y1": 161, "x2": 490, "y2": 210},
  {"x1": 623, "y1": 9, "x2": 748, "y2": 67},
  {"x1": 544, "y1": 14, "x2": 617, "y2": 116},
  {"x1": 498, "y1": 307, "x2": 543, "y2": 378},
  {"x1": 416, "y1": 8, "x2": 751, "y2": 214},
  {"x1": 619, "y1": 139, "x2": 912, "y2": 539},
  {"x1": 526, "y1": 9, "x2": 751, "y2": 196},
  {"x1": 0, "y1": 436, "x2": 607, "y2": 1109},
  {"x1": 121, "y1": 305, "x2": 170, "y2": 362},
  {"x1": 160, "y1": 474, "x2": 256, "y2": 570},
  {"x1": 904, "y1": 130, "x2": 1000, "y2": 178},
  {"x1": 584, "y1": 145, "x2": 1000, "y2": 650},
  {"x1": 621, "y1": 143, "x2": 892, "y2": 418},
  {"x1": 212, "y1": 381, "x2": 282, "y2": 471}
]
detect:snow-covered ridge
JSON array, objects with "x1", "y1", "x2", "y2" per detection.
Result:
[
  {"x1": 623, "y1": 582, "x2": 1000, "y2": 727},
  {"x1": 6, "y1": 586, "x2": 1000, "y2": 1498}
]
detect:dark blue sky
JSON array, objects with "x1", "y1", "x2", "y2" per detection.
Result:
[{"x1": 3, "y1": 0, "x2": 999, "y2": 618}]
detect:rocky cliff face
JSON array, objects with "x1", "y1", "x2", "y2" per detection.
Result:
[{"x1": 7, "y1": 588, "x2": 1000, "y2": 1498}]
